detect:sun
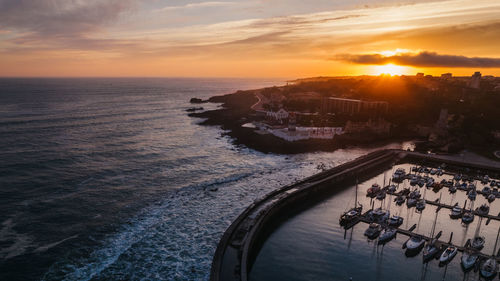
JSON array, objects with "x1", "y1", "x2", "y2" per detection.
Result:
[{"x1": 373, "y1": 63, "x2": 406, "y2": 76}]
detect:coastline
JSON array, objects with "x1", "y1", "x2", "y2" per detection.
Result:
[{"x1": 189, "y1": 90, "x2": 421, "y2": 154}]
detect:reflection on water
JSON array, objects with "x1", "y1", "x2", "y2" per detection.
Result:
[{"x1": 251, "y1": 162, "x2": 500, "y2": 281}]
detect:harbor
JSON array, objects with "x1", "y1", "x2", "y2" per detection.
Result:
[{"x1": 211, "y1": 149, "x2": 500, "y2": 281}]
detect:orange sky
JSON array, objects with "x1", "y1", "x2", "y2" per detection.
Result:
[{"x1": 1, "y1": 0, "x2": 499, "y2": 77}]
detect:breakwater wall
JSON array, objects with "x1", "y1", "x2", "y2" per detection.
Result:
[{"x1": 210, "y1": 149, "x2": 402, "y2": 281}]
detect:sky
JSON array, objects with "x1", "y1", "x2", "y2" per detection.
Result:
[{"x1": 0, "y1": 0, "x2": 499, "y2": 77}]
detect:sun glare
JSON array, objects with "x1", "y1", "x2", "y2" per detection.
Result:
[{"x1": 373, "y1": 63, "x2": 406, "y2": 76}]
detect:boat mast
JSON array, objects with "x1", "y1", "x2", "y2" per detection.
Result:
[
  {"x1": 493, "y1": 224, "x2": 500, "y2": 256},
  {"x1": 355, "y1": 179, "x2": 358, "y2": 209}
]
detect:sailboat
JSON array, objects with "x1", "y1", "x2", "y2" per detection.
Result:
[
  {"x1": 480, "y1": 225, "x2": 500, "y2": 279},
  {"x1": 340, "y1": 180, "x2": 363, "y2": 227}
]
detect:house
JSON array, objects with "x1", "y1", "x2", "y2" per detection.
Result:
[{"x1": 266, "y1": 108, "x2": 289, "y2": 121}]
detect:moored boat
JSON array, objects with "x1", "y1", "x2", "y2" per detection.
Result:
[
  {"x1": 480, "y1": 258, "x2": 498, "y2": 279},
  {"x1": 461, "y1": 250, "x2": 478, "y2": 271},
  {"x1": 378, "y1": 227, "x2": 397, "y2": 244},
  {"x1": 476, "y1": 204, "x2": 489, "y2": 216},
  {"x1": 462, "y1": 210, "x2": 474, "y2": 224},
  {"x1": 450, "y1": 204, "x2": 463, "y2": 219},
  {"x1": 471, "y1": 236, "x2": 485, "y2": 250},
  {"x1": 439, "y1": 246, "x2": 458, "y2": 264},
  {"x1": 367, "y1": 183, "x2": 381, "y2": 198},
  {"x1": 364, "y1": 223, "x2": 382, "y2": 239}
]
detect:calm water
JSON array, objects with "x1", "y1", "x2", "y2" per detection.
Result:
[
  {"x1": 0, "y1": 78, "x2": 410, "y2": 281},
  {"x1": 251, "y1": 163, "x2": 500, "y2": 281}
]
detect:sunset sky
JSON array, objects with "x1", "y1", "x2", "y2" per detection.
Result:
[{"x1": 1, "y1": 0, "x2": 500, "y2": 77}]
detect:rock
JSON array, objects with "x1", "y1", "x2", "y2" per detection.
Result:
[
  {"x1": 186, "y1": 107, "x2": 204, "y2": 112},
  {"x1": 190, "y1": 98, "x2": 205, "y2": 103}
]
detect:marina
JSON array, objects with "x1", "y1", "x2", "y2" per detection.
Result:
[{"x1": 212, "y1": 149, "x2": 500, "y2": 281}]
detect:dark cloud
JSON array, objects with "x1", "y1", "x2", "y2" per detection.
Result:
[
  {"x1": 0, "y1": 0, "x2": 139, "y2": 51},
  {"x1": 0, "y1": 0, "x2": 136, "y2": 35},
  {"x1": 335, "y1": 51, "x2": 500, "y2": 68}
]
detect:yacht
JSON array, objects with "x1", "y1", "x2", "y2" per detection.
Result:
[
  {"x1": 476, "y1": 204, "x2": 490, "y2": 216},
  {"x1": 406, "y1": 235, "x2": 425, "y2": 253},
  {"x1": 364, "y1": 223, "x2": 382, "y2": 239},
  {"x1": 395, "y1": 195, "x2": 405, "y2": 206},
  {"x1": 367, "y1": 183, "x2": 381, "y2": 198},
  {"x1": 376, "y1": 190, "x2": 386, "y2": 200},
  {"x1": 369, "y1": 208, "x2": 390, "y2": 223},
  {"x1": 480, "y1": 258, "x2": 498, "y2": 279},
  {"x1": 378, "y1": 228, "x2": 397, "y2": 244},
  {"x1": 450, "y1": 204, "x2": 463, "y2": 219},
  {"x1": 468, "y1": 189, "x2": 477, "y2": 201},
  {"x1": 471, "y1": 236, "x2": 485, "y2": 250},
  {"x1": 422, "y1": 239, "x2": 440, "y2": 262},
  {"x1": 462, "y1": 210, "x2": 474, "y2": 224},
  {"x1": 488, "y1": 193, "x2": 496, "y2": 203},
  {"x1": 387, "y1": 215, "x2": 404, "y2": 227},
  {"x1": 439, "y1": 246, "x2": 458, "y2": 264},
  {"x1": 392, "y1": 168, "x2": 406, "y2": 182},
  {"x1": 416, "y1": 199, "x2": 426, "y2": 212},
  {"x1": 461, "y1": 250, "x2": 478, "y2": 271},
  {"x1": 339, "y1": 181, "x2": 363, "y2": 226}
]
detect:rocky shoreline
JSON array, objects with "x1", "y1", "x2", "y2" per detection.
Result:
[{"x1": 188, "y1": 90, "x2": 421, "y2": 154}]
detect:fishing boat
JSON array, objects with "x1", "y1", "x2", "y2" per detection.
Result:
[
  {"x1": 471, "y1": 236, "x2": 485, "y2": 250},
  {"x1": 416, "y1": 199, "x2": 426, "y2": 212},
  {"x1": 461, "y1": 250, "x2": 478, "y2": 271},
  {"x1": 480, "y1": 258, "x2": 498, "y2": 279},
  {"x1": 387, "y1": 215, "x2": 404, "y2": 227},
  {"x1": 476, "y1": 204, "x2": 490, "y2": 216},
  {"x1": 439, "y1": 246, "x2": 458, "y2": 264},
  {"x1": 462, "y1": 210, "x2": 474, "y2": 224},
  {"x1": 450, "y1": 203, "x2": 463, "y2": 219},
  {"x1": 339, "y1": 181, "x2": 363, "y2": 226},
  {"x1": 364, "y1": 223, "x2": 382, "y2": 239},
  {"x1": 366, "y1": 183, "x2": 381, "y2": 198},
  {"x1": 378, "y1": 228, "x2": 397, "y2": 244}
]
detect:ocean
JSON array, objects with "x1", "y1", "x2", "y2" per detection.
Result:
[{"x1": 0, "y1": 78, "x2": 408, "y2": 280}]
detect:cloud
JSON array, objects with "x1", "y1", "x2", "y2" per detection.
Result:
[
  {"x1": 335, "y1": 51, "x2": 500, "y2": 68},
  {"x1": 157, "y1": 1, "x2": 237, "y2": 12}
]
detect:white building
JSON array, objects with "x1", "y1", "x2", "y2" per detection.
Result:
[{"x1": 266, "y1": 108, "x2": 289, "y2": 121}]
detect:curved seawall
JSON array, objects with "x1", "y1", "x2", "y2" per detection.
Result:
[{"x1": 210, "y1": 149, "x2": 500, "y2": 281}]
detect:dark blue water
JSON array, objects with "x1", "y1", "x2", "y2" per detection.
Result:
[{"x1": 0, "y1": 78, "x2": 411, "y2": 280}]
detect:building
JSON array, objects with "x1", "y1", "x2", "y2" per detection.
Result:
[
  {"x1": 344, "y1": 119, "x2": 391, "y2": 135},
  {"x1": 416, "y1": 73, "x2": 424, "y2": 78},
  {"x1": 469, "y1": 71, "x2": 481, "y2": 89},
  {"x1": 266, "y1": 108, "x2": 289, "y2": 121},
  {"x1": 322, "y1": 97, "x2": 388, "y2": 115},
  {"x1": 441, "y1": 73, "x2": 452, "y2": 79}
]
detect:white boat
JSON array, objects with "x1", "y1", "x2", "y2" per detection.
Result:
[
  {"x1": 387, "y1": 215, "x2": 404, "y2": 227},
  {"x1": 416, "y1": 199, "x2": 426, "y2": 211},
  {"x1": 480, "y1": 258, "x2": 498, "y2": 279},
  {"x1": 462, "y1": 210, "x2": 474, "y2": 224},
  {"x1": 450, "y1": 204, "x2": 463, "y2": 219},
  {"x1": 471, "y1": 236, "x2": 485, "y2": 250},
  {"x1": 439, "y1": 246, "x2": 458, "y2": 264},
  {"x1": 376, "y1": 190, "x2": 386, "y2": 200},
  {"x1": 378, "y1": 228, "x2": 397, "y2": 244},
  {"x1": 406, "y1": 235, "x2": 425, "y2": 252},
  {"x1": 468, "y1": 189, "x2": 477, "y2": 200},
  {"x1": 461, "y1": 250, "x2": 478, "y2": 271},
  {"x1": 364, "y1": 223, "x2": 382, "y2": 239},
  {"x1": 488, "y1": 193, "x2": 496, "y2": 203},
  {"x1": 476, "y1": 204, "x2": 489, "y2": 216},
  {"x1": 422, "y1": 240, "x2": 439, "y2": 262}
]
